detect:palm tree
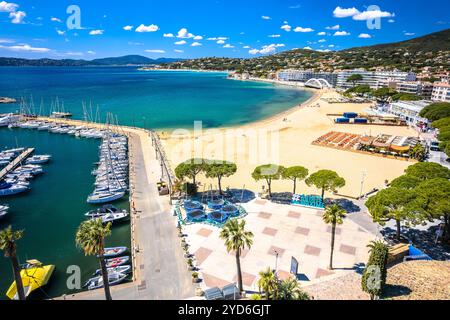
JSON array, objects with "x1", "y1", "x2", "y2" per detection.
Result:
[
  {"x1": 0, "y1": 226, "x2": 26, "y2": 300},
  {"x1": 278, "y1": 278, "x2": 310, "y2": 300},
  {"x1": 257, "y1": 267, "x2": 278, "y2": 300},
  {"x1": 220, "y1": 219, "x2": 253, "y2": 293},
  {"x1": 75, "y1": 219, "x2": 113, "y2": 300},
  {"x1": 323, "y1": 204, "x2": 347, "y2": 270}
]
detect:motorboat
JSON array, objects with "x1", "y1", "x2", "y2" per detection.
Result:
[
  {"x1": 94, "y1": 265, "x2": 132, "y2": 277},
  {"x1": 0, "y1": 204, "x2": 8, "y2": 219},
  {"x1": 98, "y1": 211, "x2": 129, "y2": 224},
  {"x1": 87, "y1": 191, "x2": 126, "y2": 204},
  {"x1": 83, "y1": 272, "x2": 128, "y2": 290},
  {"x1": 84, "y1": 204, "x2": 128, "y2": 218},
  {"x1": 5, "y1": 260, "x2": 55, "y2": 300},
  {"x1": 100, "y1": 246, "x2": 128, "y2": 258},
  {"x1": 26, "y1": 155, "x2": 51, "y2": 165},
  {"x1": 0, "y1": 182, "x2": 29, "y2": 196},
  {"x1": 105, "y1": 256, "x2": 130, "y2": 268}
]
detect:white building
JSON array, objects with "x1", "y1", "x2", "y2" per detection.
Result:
[
  {"x1": 336, "y1": 69, "x2": 416, "y2": 89},
  {"x1": 277, "y1": 70, "x2": 338, "y2": 87},
  {"x1": 389, "y1": 81, "x2": 434, "y2": 98},
  {"x1": 431, "y1": 82, "x2": 450, "y2": 102},
  {"x1": 387, "y1": 100, "x2": 431, "y2": 128}
]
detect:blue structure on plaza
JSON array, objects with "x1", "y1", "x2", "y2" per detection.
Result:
[{"x1": 292, "y1": 194, "x2": 325, "y2": 209}]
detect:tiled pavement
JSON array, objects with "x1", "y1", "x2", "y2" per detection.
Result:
[{"x1": 184, "y1": 199, "x2": 375, "y2": 292}]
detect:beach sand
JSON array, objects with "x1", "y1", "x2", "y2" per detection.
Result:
[{"x1": 160, "y1": 89, "x2": 418, "y2": 198}]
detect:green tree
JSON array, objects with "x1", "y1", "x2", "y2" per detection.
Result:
[
  {"x1": 419, "y1": 102, "x2": 450, "y2": 122},
  {"x1": 75, "y1": 219, "x2": 113, "y2": 300},
  {"x1": 431, "y1": 117, "x2": 450, "y2": 129},
  {"x1": 408, "y1": 144, "x2": 427, "y2": 161},
  {"x1": 373, "y1": 87, "x2": 397, "y2": 101},
  {"x1": 204, "y1": 161, "x2": 237, "y2": 195},
  {"x1": 0, "y1": 226, "x2": 25, "y2": 300},
  {"x1": 414, "y1": 178, "x2": 450, "y2": 239},
  {"x1": 392, "y1": 93, "x2": 421, "y2": 101},
  {"x1": 365, "y1": 187, "x2": 423, "y2": 241},
  {"x1": 390, "y1": 175, "x2": 422, "y2": 190},
  {"x1": 252, "y1": 164, "x2": 284, "y2": 198},
  {"x1": 305, "y1": 170, "x2": 346, "y2": 201},
  {"x1": 277, "y1": 278, "x2": 310, "y2": 300},
  {"x1": 282, "y1": 166, "x2": 309, "y2": 194},
  {"x1": 361, "y1": 240, "x2": 389, "y2": 300},
  {"x1": 257, "y1": 267, "x2": 278, "y2": 300},
  {"x1": 175, "y1": 158, "x2": 206, "y2": 186},
  {"x1": 405, "y1": 162, "x2": 450, "y2": 181},
  {"x1": 220, "y1": 219, "x2": 254, "y2": 293},
  {"x1": 323, "y1": 205, "x2": 347, "y2": 270},
  {"x1": 346, "y1": 74, "x2": 363, "y2": 88}
]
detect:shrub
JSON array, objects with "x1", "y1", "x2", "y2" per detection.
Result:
[{"x1": 361, "y1": 240, "x2": 389, "y2": 300}]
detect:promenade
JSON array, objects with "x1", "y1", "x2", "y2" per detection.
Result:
[
  {"x1": 34, "y1": 118, "x2": 195, "y2": 300},
  {"x1": 0, "y1": 148, "x2": 34, "y2": 180}
]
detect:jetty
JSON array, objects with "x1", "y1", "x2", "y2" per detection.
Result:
[
  {"x1": 0, "y1": 148, "x2": 34, "y2": 181},
  {"x1": 24, "y1": 117, "x2": 194, "y2": 300},
  {"x1": 0, "y1": 97, "x2": 17, "y2": 104}
]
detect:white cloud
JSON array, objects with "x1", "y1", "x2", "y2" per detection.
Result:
[
  {"x1": 388, "y1": 19, "x2": 395, "y2": 23},
  {"x1": 249, "y1": 43, "x2": 281, "y2": 55},
  {"x1": 281, "y1": 24, "x2": 292, "y2": 32},
  {"x1": 0, "y1": 38, "x2": 14, "y2": 43},
  {"x1": 163, "y1": 33, "x2": 174, "y2": 38},
  {"x1": 317, "y1": 31, "x2": 326, "y2": 36},
  {"x1": 89, "y1": 29, "x2": 104, "y2": 36},
  {"x1": 275, "y1": 44, "x2": 285, "y2": 47},
  {"x1": 193, "y1": 35, "x2": 203, "y2": 40},
  {"x1": 326, "y1": 25, "x2": 340, "y2": 30},
  {"x1": 328, "y1": 44, "x2": 335, "y2": 48},
  {"x1": 123, "y1": 25, "x2": 133, "y2": 31},
  {"x1": 0, "y1": 43, "x2": 50, "y2": 53},
  {"x1": 9, "y1": 10, "x2": 25, "y2": 24},
  {"x1": 191, "y1": 42, "x2": 202, "y2": 47},
  {"x1": 353, "y1": 9, "x2": 394, "y2": 21},
  {"x1": 51, "y1": 17, "x2": 62, "y2": 23},
  {"x1": 174, "y1": 49, "x2": 184, "y2": 53},
  {"x1": 128, "y1": 42, "x2": 144, "y2": 46},
  {"x1": 177, "y1": 28, "x2": 194, "y2": 39},
  {"x1": 145, "y1": 49, "x2": 166, "y2": 53},
  {"x1": 64, "y1": 51, "x2": 84, "y2": 56},
  {"x1": 268, "y1": 34, "x2": 281, "y2": 38},
  {"x1": 135, "y1": 24, "x2": 159, "y2": 33},
  {"x1": 358, "y1": 33, "x2": 372, "y2": 38},
  {"x1": 56, "y1": 30, "x2": 66, "y2": 36},
  {"x1": 217, "y1": 39, "x2": 225, "y2": 44},
  {"x1": 261, "y1": 15, "x2": 271, "y2": 20},
  {"x1": 333, "y1": 6, "x2": 360, "y2": 18},
  {"x1": 404, "y1": 32, "x2": 415, "y2": 36},
  {"x1": 317, "y1": 49, "x2": 331, "y2": 52},
  {"x1": 0, "y1": 1, "x2": 18, "y2": 12},
  {"x1": 223, "y1": 44, "x2": 234, "y2": 48},
  {"x1": 334, "y1": 31, "x2": 350, "y2": 36},
  {"x1": 303, "y1": 46, "x2": 313, "y2": 50},
  {"x1": 87, "y1": 50, "x2": 96, "y2": 55},
  {"x1": 294, "y1": 26, "x2": 314, "y2": 33},
  {"x1": 174, "y1": 40, "x2": 187, "y2": 45},
  {"x1": 318, "y1": 39, "x2": 326, "y2": 43},
  {"x1": 243, "y1": 45, "x2": 250, "y2": 49}
]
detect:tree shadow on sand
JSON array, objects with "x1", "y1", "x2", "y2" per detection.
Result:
[{"x1": 382, "y1": 284, "x2": 413, "y2": 299}]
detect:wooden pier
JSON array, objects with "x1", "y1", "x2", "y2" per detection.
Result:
[{"x1": 0, "y1": 148, "x2": 35, "y2": 181}]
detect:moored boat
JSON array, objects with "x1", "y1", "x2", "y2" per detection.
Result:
[
  {"x1": 101, "y1": 246, "x2": 128, "y2": 258},
  {"x1": 94, "y1": 265, "x2": 132, "y2": 277},
  {"x1": 105, "y1": 256, "x2": 130, "y2": 268},
  {"x1": 83, "y1": 272, "x2": 128, "y2": 290}
]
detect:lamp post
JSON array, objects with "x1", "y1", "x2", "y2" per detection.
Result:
[
  {"x1": 274, "y1": 250, "x2": 279, "y2": 274},
  {"x1": 360, "y1": 170, "x2": 367, "y2": 199}
]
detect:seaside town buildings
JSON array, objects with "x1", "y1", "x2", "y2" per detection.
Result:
[{"x1": 275, "y1": 69, "x2": 450, "y2": 102}]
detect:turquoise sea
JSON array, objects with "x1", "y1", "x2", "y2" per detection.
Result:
[
  {"x1": 0, "y1": 67, "x2": 312, "y2": 299},
  {"x1": 0, "y1": 67, "x2": 312, "y2": 129}
]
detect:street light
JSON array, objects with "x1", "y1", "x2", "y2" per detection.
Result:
[
  {"x1": 359, "y1": 170, "x2": 367, "y2": 199},
  {"x1": 274, "y1": 250, "x2": 279, "y2": 274}
]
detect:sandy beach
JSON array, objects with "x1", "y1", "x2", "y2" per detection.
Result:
[{"x1": 160, "y1": 89, "x2": 417, "y2": 198}]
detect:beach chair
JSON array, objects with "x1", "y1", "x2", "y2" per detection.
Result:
[{"x1": 204, "y1": 287, "x2": 224, "y2": 300}]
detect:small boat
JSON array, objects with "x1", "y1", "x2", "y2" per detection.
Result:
[
  {"x1": 85, "y1": 205, "x2": 128, "y2": 218},
  {"x1": 0, "y1": 182, "x2": 29, "y2": 196},
  {"x1": 105, "y1": 256, "x2": 130, "y2": 268},
  {"x1": 0, "y1": 204, "x2": 8, "y2": 219},
  {"x1": 94, "y1": 265, "x2": 132, "y2": 277},
  {"x1": 84, "y1": 272, "x2": 128, "y2": 290},
  {"x1": 101, "y1": 246, "x2": 128, "y2": 258},
  {"x1": 26, "y1": 155, "x2": 51, "y2": 165},
  {"x1": 5, "y1": 260, "x2": 55, "y2": 300},
  {"x1": 99, "y1": 211, "x2": 130, "y2": 224},
  {"x1": 87, "y1": 191, "x2": 126, "y2": 204}
]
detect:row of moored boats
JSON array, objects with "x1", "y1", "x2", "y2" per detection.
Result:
[{"x1": 10, "y1": 120, "x2": 106, "y2": 139}]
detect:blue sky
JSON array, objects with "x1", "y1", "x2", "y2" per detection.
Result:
[{"x1": 0, "y1": 0, "x2": 449, "y2": 59}]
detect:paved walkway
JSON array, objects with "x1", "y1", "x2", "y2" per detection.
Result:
[{"x1": 35, "y1": 119, "x2": 195, "y2": 300}]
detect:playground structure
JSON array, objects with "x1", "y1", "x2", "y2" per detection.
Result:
[{"x1": 292, "y1": 194, "x2": 325, "y2": 209}]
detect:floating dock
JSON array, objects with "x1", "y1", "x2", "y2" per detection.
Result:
[{"x1": 0, "y1": 148, "x2": 35, "y2": 181}]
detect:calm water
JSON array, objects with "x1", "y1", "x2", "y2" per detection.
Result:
[
  {"x1": 0, "y1": 129, "x2": 130, "y2": 300},
  {"x1": 0, "y1": 67, "x2": 312, "y2": 129},
  {"x1": 0, "y1": 67, "x2": 311, "y2": 299}
]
